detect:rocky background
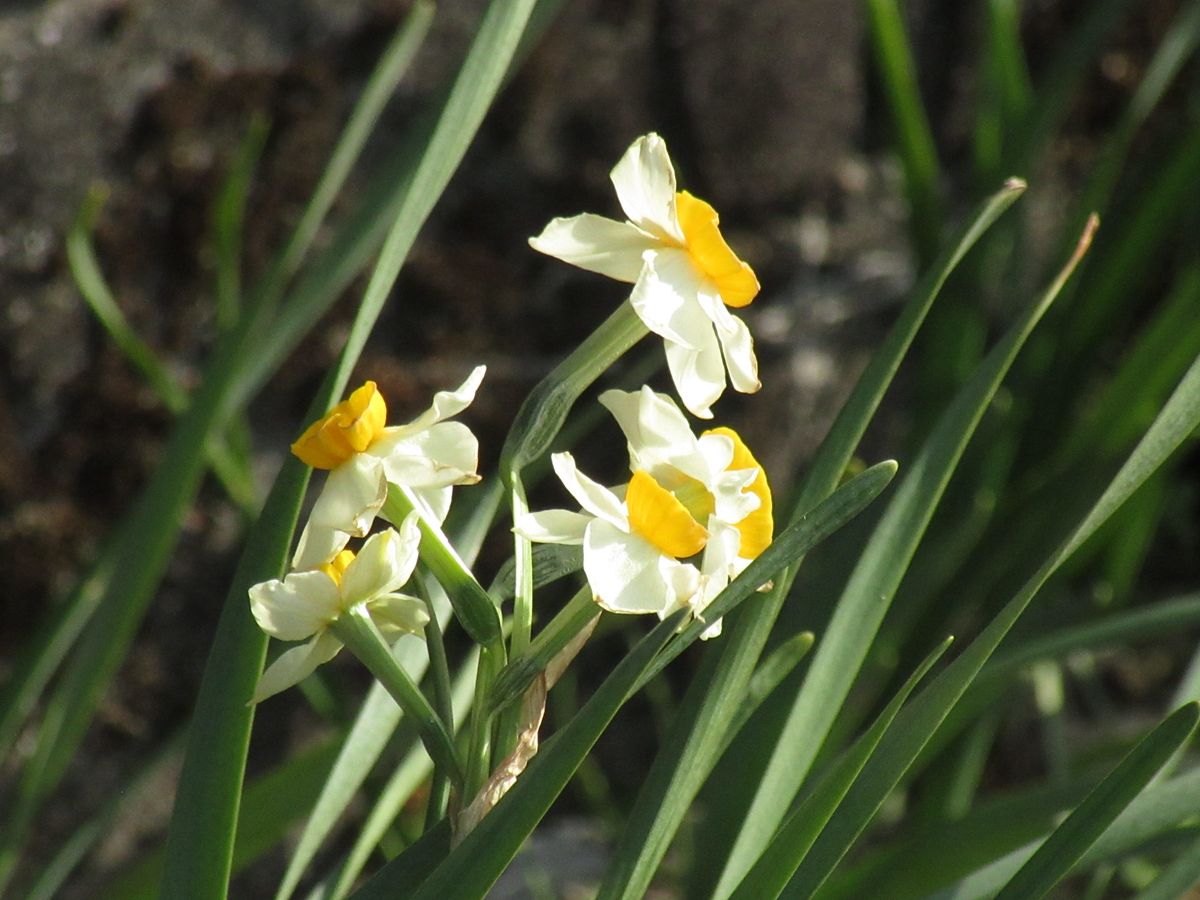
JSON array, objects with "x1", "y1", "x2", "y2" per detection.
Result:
[{"x1": 0, "y1": 0, "x2": 1183, "y2": 894}]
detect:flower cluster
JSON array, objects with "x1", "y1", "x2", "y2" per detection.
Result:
[
  {"x1": 248, "y1": 370, "x2": 486, "y2": 701},
  {"x1": 247, "y1": 132, "x2": 772, "y2": 702}
]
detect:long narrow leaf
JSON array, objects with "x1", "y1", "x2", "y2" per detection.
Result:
[
  {"x1": 992, "y1": 704, "x2": 1199, "y2": 900},
  {"x1": 731, "y1": 637, "x2": 953, "y2": 899},
  {"x1": 786, "y1": 314, "x2": 1200, "y2": 899},
  {"x1": 351, "y1": 612, "x2": 685, "y2": 900},
  {"x1": 714, "y1": 215, "x2": 1096, "y2": 896},
  {"x1": 158, "y1": 1, "x2": 540, "y2": 895}
]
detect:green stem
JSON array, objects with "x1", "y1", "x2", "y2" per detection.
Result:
[
  {"x1": 495, "y1": 475, "x2": 537, "y2": 759},
  {"x1": 490, "y1": 585, "x2": 597, "y2": 715},
  {"x1": 417, "y1": 572, "x2": 456, "y2": 828},
  {"x1": 500, "y1": 301, "x2": 647, "y2": 478},
  {"x1": 382, "y1": 484, "x2": 504, "y2": 651},
  {"x1": 465, "y1": 644, "x2": 503, "y2": 797},
  {"x1": 330, "y1": 607, "x2": 464, "y2": 791}
]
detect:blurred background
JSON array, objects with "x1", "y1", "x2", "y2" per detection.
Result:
[{"x1": 0, "y1": 0, "x2": 1196, "y2": 895}]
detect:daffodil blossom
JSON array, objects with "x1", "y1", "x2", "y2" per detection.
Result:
[
  {"x1": 248, "y1": 515, "x2": 428, "y2": 702},
  {"x1": 530, "y1": 133, "x2": 761, "y2": 418},
  {"x1": 598, "y1": 386, "x2": 774, "y2": 637},
  {"x1": 290, "y1": 367, "x2": 485, "y2": 570},
  {"x1": 515, "y1": 452, "x2": 702, "y2": 619}
]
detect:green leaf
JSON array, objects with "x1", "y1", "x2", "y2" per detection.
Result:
[
  {"x1": 605, "y1": 180, "x2": 1022, "y2": 900},
  {"x1": 158, "y1": 0, "x2": 542, "y2": 894},
  {"x1": 500, "y1": 302, "x2": 647, "y2": 477},
  {"x1": 308, "y1": 653, "x2": 476, "y2": 900},
  {"x1": 102, "y1": 736, "x2": 344, "y2": 898},
  {"x1": 212, "y1": 113, "x2": 270, "y2": 330},
  {"x1": 1132, "y1": 833, "x2": 1200, "y2": 900},
  {"x1": 784, "y1": 321, "x2": 1200, "y2": 899},
  {"x1": 730, "y1": 637, "x2": 952, "y2": 900},
  {"x1": 940, "y1": 752, "x2": 1200, "y2": 899},
  {"x1": 864, "y1": 0, "x2": 943, "y2": 265},
  {"x1": 713, "y1": 215, "x2": 1094, "y2": 896},
  {"x1": 595, "y1": 460, "x2": 896, "y2": 900},
  {"x1": 487, "y1": 544, "x2": 582, "y2": 602},
  {"x1": 350, "y1": 612, "x2": 685, "y2": 900},
  {"x1": 992, "y1": 704, "x2": 1199, "y2": 900}
]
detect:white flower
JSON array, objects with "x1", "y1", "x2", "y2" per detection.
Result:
[
  {"x1": 598, "y1": 386, "x2": 774, "y2": 637},
  {"x1": 530, "y1": 133, "x2": 761, "y2": 418},
  {"x1": 515, "y1": 453, "x2": 701, "y2": 619},
  {"x1": 248, "y1": 516, "x2": 429, "y2": 702},
  {"x1": 291, "y1": 367, "x2": 485, "y2": 570}
]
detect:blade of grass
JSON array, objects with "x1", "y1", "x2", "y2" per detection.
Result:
[
  {"x1": 352, "y1": 611, "x2": 684, "y2": 900},
  {"x1": 938, "y1": 768, "x2": 1200, "y2": 900},
  {"x1": 644, "y1": 180, "x2": 1024, "y2": 895},
  {"x1": 65, "y1": 185, "x2": 257, "y2": 510},
  {"x1": 595, "y1": 460, "x2": 897, "y2": 900},
  {"x1": 213, "y1": 113, "x2": 270, "y2": 330},
  {"x1": 864, "y1": 0, "x2": 943, "y2": 265},
  {"x1": 992, "y1": 704, "x2": 1199, "y2": 900},
  {"x1": 730, "y1": 638, "x2": 953, "y2": 900},
  {"x1": 712, "y1": 216, "x2": 1097, "y2": 897},
  {"x1": 100, "y1": 735, "x2": 344, "y2": 899},
  {"x1": 0, "y1": 8, "x2": 443, "y2": 886},
  {"x1": 785, "y1": 325, "x2": 1200, "y2": 899},
  {"x1": 309, "y1": 651, "x2": 477, "y2": 900},
  {"x1": 157, "y1": 0, "x2": 542, "y2": 894},
  {"x1": 1132, "y1": 833, "x2": 1200, "y2": 900}
]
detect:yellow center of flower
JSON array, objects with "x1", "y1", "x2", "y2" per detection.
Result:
[
  {"x1": 704, "y1": 426, "x2": 773, "y2": 559},
  {"x1": 317, "y1": 549, "x2": 355, "y2": 586},
  {"x1": 291, "y1": 381, "x2": 388, "y2": 469},
  {"x1": 626, "y1": 470, "x2": 709, "y2": 559},
  {"x1": 675, "y1": 191, "x2": 761, "y2": 309}
]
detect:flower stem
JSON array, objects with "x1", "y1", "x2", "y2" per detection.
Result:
[
  {"x1": 500, "y1": 300, "x2": 647, "y2": 478},
  {"x1": 382, "y1": 484, "x2": 505, "y2": 653},
  {"x1": 490, "y1": 584, "x2": 598, "y2": 715},
  {"x1": 331, "y1": 606, "x2": 464, "y2": 791},
  {"x1": 464, "y1": 643, "x2": 503, "y2": 797},
  {"x1": 417, "y1": 571, "x2": 456, "y2": 828}
]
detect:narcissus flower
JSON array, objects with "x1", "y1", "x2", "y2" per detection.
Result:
[
  {"x1": 600, "y1": 386, "x2": 773, "y2": 637},
  {"x1": 249, "y1": 515, "x2": 428, "y2": 702},
  {"x1": 516, "y1": 389, "x2": 773, "y2": 636},
  {"x1": 530, "y1": 133, "x2": 761, "y2": 418},
  {"x1": 290, "y1": 367, "x2": 485, "y2": 570},
  {"x1": 515, "y1": 452, "x2": 702, "y2": 619}
]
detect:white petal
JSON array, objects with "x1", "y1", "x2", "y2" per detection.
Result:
[
  {"x1": 609, "y1": 133, "x2": 685, "y2": 244},
  {"x1": 372, "y1": 421, "x2": 480, "y2": 488},
  {"x1": 292, "y1": 455, "x2": 386, "y2": 570},
  {"x1": 697, "y1": 431, "x2": 735, "y2": 474},
  {"x1": 693, "y1": 291, "x2": 759, "y2": 394},
  {"x1": 583, "y1": 519, "x2": 675, "y2": 615},
  {"x1": 514, "y1": 509, "x2": 592, "y2": 545},
  {"x1": 368, "y1": 591, "x2": 430, "y2": 638},
  {"x1": 528, "y1": 213, "x2": 659, "y2": 283},
  {"x1": 292, "y1": 520, "x2": 352, "y2": 572},
  {"x1": 695, "y1": 519, "x2": 743, "y2": 639},
  {"x1": 391, "y1": 366, "x2": 486, "y2": 435},
  {"x1": 665, "y1": 332, "x2": 727, "y2": 420},
  {"x1": 711, "y1": 466, "x2": 762, "y2": 525},
  {"x1": 407, "y1": 484, "x2": 453, "y2": 523},
  {"x1": 341, "y1": 522, "x2": 419, "y2": 605},
  {"x1": 550, "y1": 453, "x2": 628, "y2": 530},
  {"x1": 661, "y1": 558, "x2": 702, "y2": 614},
  {"x1": 249, "y1": 569, "x2": 341, "y2": 641},
  {"x1": 629, "y1": 249, "x2": 712, "y2": 350},
  {"x1": 253, "y1": 633, "x2": 342, "y2": 703}
]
